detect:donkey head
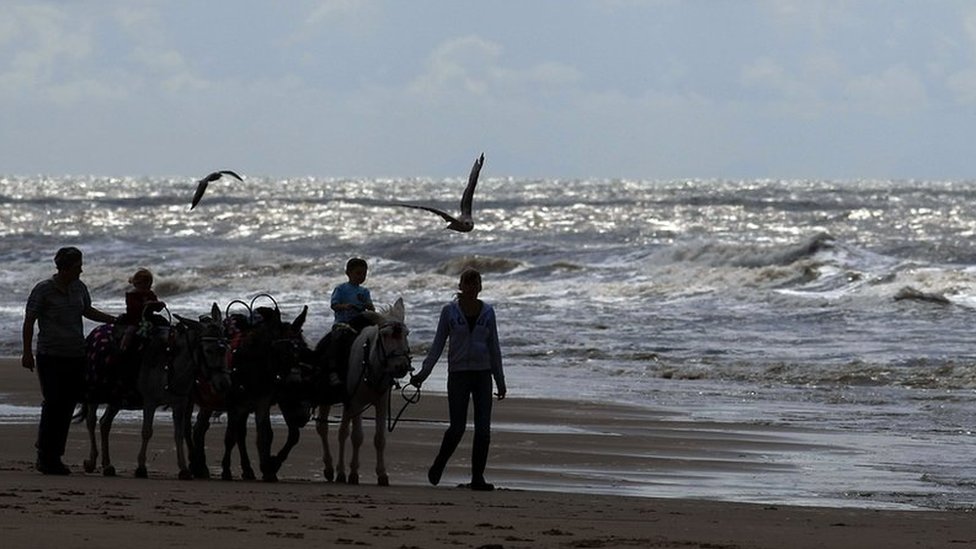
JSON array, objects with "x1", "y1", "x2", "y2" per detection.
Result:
[{"x1": 375, "y1": 297, "x2": 411, "y2": 379}]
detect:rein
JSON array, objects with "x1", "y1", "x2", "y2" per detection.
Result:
[{"x1": 387, "y1": 382, "x2": 421, "y2": 432}]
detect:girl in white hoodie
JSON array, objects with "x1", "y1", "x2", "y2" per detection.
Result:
[{"x1": 411, "y1": 268, "x2": 506, "y2": 491}]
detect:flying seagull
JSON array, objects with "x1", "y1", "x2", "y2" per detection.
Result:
[
  {"x1": 394, "y1": 153, "x2": 485, "y2": 232},
  {"x1": 190, "y1": 170, "x2": 244, "y2": 210}
]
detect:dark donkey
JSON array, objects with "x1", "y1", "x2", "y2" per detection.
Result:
[{"x1": 190, "y1": 296, "x2": 311, "y2": 481}]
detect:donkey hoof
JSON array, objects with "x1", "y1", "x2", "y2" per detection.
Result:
[
  {"x1": 348, "y1": 473, "x2": 359, "y2": 485},
  {"x1": 323, "y1": 469, "x2": 334, "y2": 482},
  {"x1": 335, "y1": 472, "x2": 346, "y2": 484},
  {"x1": 241, "y1": 468, "x2": 256, "y2": 481},
  {"x1": 103, "y1": 465, "x2": 116, "y2": 477},
  {"x1": 178, "y1": 469, "x2": 194, "y2": 481},
  {"x1": 377, "y1": 475, "x2": 389, "y2": 487},
  {"x1": 83, "y1": 460, "x2": 96, "y2": 474},
  {"x1": 262, "y1": 472, "x2": 279, "y2": 483},
  {"x1": 268, "y1": 456, "x2": 283, "y2": 474},
  {"x1": 135, "y1": 466, "x2": 148, "y2": 479},
  {"x1": 221, "y1": 470, "x2": 233, "y2": 481}
]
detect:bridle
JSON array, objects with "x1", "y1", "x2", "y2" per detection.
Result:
[
  {"x1": 367, "y1": 320, "x2": 412, "y2": 384},
  {"x1": 196, "y1": 328, "x2": 231, "y2": 384}
]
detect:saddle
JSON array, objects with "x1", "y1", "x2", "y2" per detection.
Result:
[
  {"x1": 315, "y1": 315, "x2": 376, "y2": 405},
  {"x1": 85, "y1": 323, "x2": 144, "y2": 408},
  {"x1": 222, "y1": 309, "x2": 289, "y2": 397}
]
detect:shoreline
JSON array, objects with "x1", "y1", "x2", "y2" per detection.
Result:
[{"x1": 3, "y1": 357, "x2": 976, "y2": 547}]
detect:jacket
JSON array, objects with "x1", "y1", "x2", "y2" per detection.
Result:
[{"x1": 414, "y1": 300, "x2": 505, "y2": 391}]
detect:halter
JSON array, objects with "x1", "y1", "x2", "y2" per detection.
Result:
[
  {"x1": 162, "y1": 319, "x2": 229, "y2": 395},
  {"x1": 365, "y1": 320, "x2": 412, "y2": 386},
  {"x1": 196, "y1": 332, "x2": 230, "y2": 379}
]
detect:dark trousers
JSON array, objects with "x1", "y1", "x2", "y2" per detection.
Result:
[
  {"x1": 35, "y1": 354, "x2": 85, "y2": 463},
  {"x1": 432, "y1": 370, "x2": 494, "y2": 483}
]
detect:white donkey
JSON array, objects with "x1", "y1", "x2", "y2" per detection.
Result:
[{"x1": 315, "y1": 298, "x2": 412, "y2": 486}]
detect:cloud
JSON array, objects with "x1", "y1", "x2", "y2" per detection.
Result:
[
  {"x1": 759, "y1": 0, "x2": 858, "y2": 35},
  {"x1": 945, "y1": 7, "x2": 976, "y2": 104},
  {"x1": 739, "y1": 56, "x2": 828, "y2": 117},
  {"x1": 286, "y1": 0, "x2": 378, "y2": 44},
  {"x1": 408, "y1": 35, "x2": 581, "y2": 99},
  {"x1": 129, "y1": 47, "x2": 210, "y2": 94},
  {"x1": 305, "y1": 0, "x2": 372, "y2": 25},
  {"x1": 845, "y1": 66, "x2": 927, "y2": 115},
  {"x1": 0, "y1": 5, "x2": 95, "y2": 101},
  {"x1": 0, "y1": 3, "x2": 202, "y2": 104}
]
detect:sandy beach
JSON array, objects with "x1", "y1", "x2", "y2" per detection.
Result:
[{"x1": 1, "y1": 357, "x2": 975, "y2": 548}]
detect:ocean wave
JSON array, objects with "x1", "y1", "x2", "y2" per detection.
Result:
[
  {"x1": 666, "y1": 233, "x2": 835, "y2": 269},
  {"x1": 638, "y1": 357, "x2": 976, "y2": 391},
  {"x1": 435, "y1": 255, "x2": 523, "y2": 275}
]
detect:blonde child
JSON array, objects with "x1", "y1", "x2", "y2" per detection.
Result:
[{"x1": 120, "y1": 268, "x2": 164, "y2": 352}]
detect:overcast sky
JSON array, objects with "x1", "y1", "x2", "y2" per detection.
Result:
[{"x1": 3, "y1": 1, "x2": 976, "y2": 180}]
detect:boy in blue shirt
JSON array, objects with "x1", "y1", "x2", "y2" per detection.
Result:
[
  {"x1": 322, "y1": 258, "x2": 376, "y2": 398},
  {"x1": 330, "y1": 257, "x2": 375, "y2": 326}
]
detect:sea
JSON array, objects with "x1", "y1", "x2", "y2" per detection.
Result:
[{"x1": 3, "y1": 174, "x2": 976, "y2": 510}]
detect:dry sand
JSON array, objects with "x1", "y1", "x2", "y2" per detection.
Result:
[{"x1": 1, "y1": 357, "x2": 974, "y2": 548}]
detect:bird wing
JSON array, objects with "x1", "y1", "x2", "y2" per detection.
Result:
[
  {"x1": 393, "y1": 203, "x2": 462, "y2": 225},
  {"x1": 190, "y1": 179, "x2": 210, "y2": 210},
  {"x1": 459, "y1": 153, "x2": 484, "y2": 217},
  {"x1": 218, "y1": 170, "x2": 244, "y2": 182},
  {"x1": 190, "y1": 170, "x2": 242, "y2": 210}
]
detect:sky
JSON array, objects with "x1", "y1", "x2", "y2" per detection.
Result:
[{"x1": 2, "y1": 1, "x2": 976, "y2": 180}]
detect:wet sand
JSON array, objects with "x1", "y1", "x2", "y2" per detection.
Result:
[{"x1": 2, "y1": 357, "x2": 975, "y2": 548}]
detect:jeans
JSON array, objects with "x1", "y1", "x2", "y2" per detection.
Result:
[
  {"x1": 35, "y1": 354, "x2": 85, "y2": 463},
  {"x1": 432, "y1": 370, "x2": 494, "y2": 483}
]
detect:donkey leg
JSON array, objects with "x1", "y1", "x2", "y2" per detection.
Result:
[
  {"x1": 335, "y1": 410, "x2": 351, "y2": 484},
  {"x1": 315, "y1": 405, "x2": 334, "y2": 481},
  {"x1": 220, "y1": 413, "x2": 237, "y2": 480},
  {"x1": 254, "y1": 403, "x2": 277, "y2": 482},
  {"x1": 190, "y1": 408, "x2": 213, "y2": 479},
  {"x1": 272, "y1": 424, "x2": 301, "y2": 477},
  {"x1": 374, "y1": 398, "x2": 389, "y2": 486},
  {"x1": 99, "y1": 406, "x2": 120, "y2": 477},
  {"x1": 172, "y1": 400, "x2": 193, "y2": 480},
  {"x1": 270, "y1": 402, "x2": 304, "y2": 476},
  {"x1": 237, "y1": 416, "x2": 256, "y2": 480},
  {"x1": 135, "y1": 406, "x2": 156, "y2": 479},
  {"x1": 348, "y1": 414, "x2": 364, "y2": 485},
  {"x1": 84, "y1": 404, "x2": 98, "y2": 473},
  {"x1": 220, "y1": 409, "x2": 244, "y2": 480}
]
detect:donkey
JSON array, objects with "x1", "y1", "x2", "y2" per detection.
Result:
[
  {"x1": 82, "y1": 304, "x2": 227, "y2": 479},
  {"x1": 198, "y1": 303, "x2": 310, "y2": 482},
  {"x1": 81, "y1": 321, "x2": 146, "y2": 477},
  {"x1": 133, "y1": 306, "x2": 229, "y2": 479},
  {"x1": 315, "y1": 298, "x2": 411, "y2": 486},
  {"x1": 189, "y1": 303, "x2": 257, "y2": 480}
]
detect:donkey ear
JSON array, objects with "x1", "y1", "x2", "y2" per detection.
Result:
[
  {"x1": 211, "y1": 302, "x2": 222, "y2": 323},
  {"x1": 176, "y1": 314, "x2": 201, "y2": 330},
  {"x1": 294, "y1": 305, "x2": 308, "y2": 330},
  {"x1": 393, "y1": 297, "x2": 404, "y2": 321}
]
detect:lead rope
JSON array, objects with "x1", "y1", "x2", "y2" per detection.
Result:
[{"x1": 387, "y1": 381, "x2": 420, "y2": 432}]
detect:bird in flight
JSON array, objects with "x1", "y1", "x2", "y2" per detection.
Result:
[
  {"x1": 190, "y1": 170, "x2": 244, "y2": 210},
  {"x1": 394, "y1": 153, "x2": 485, "y2": 232}
]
